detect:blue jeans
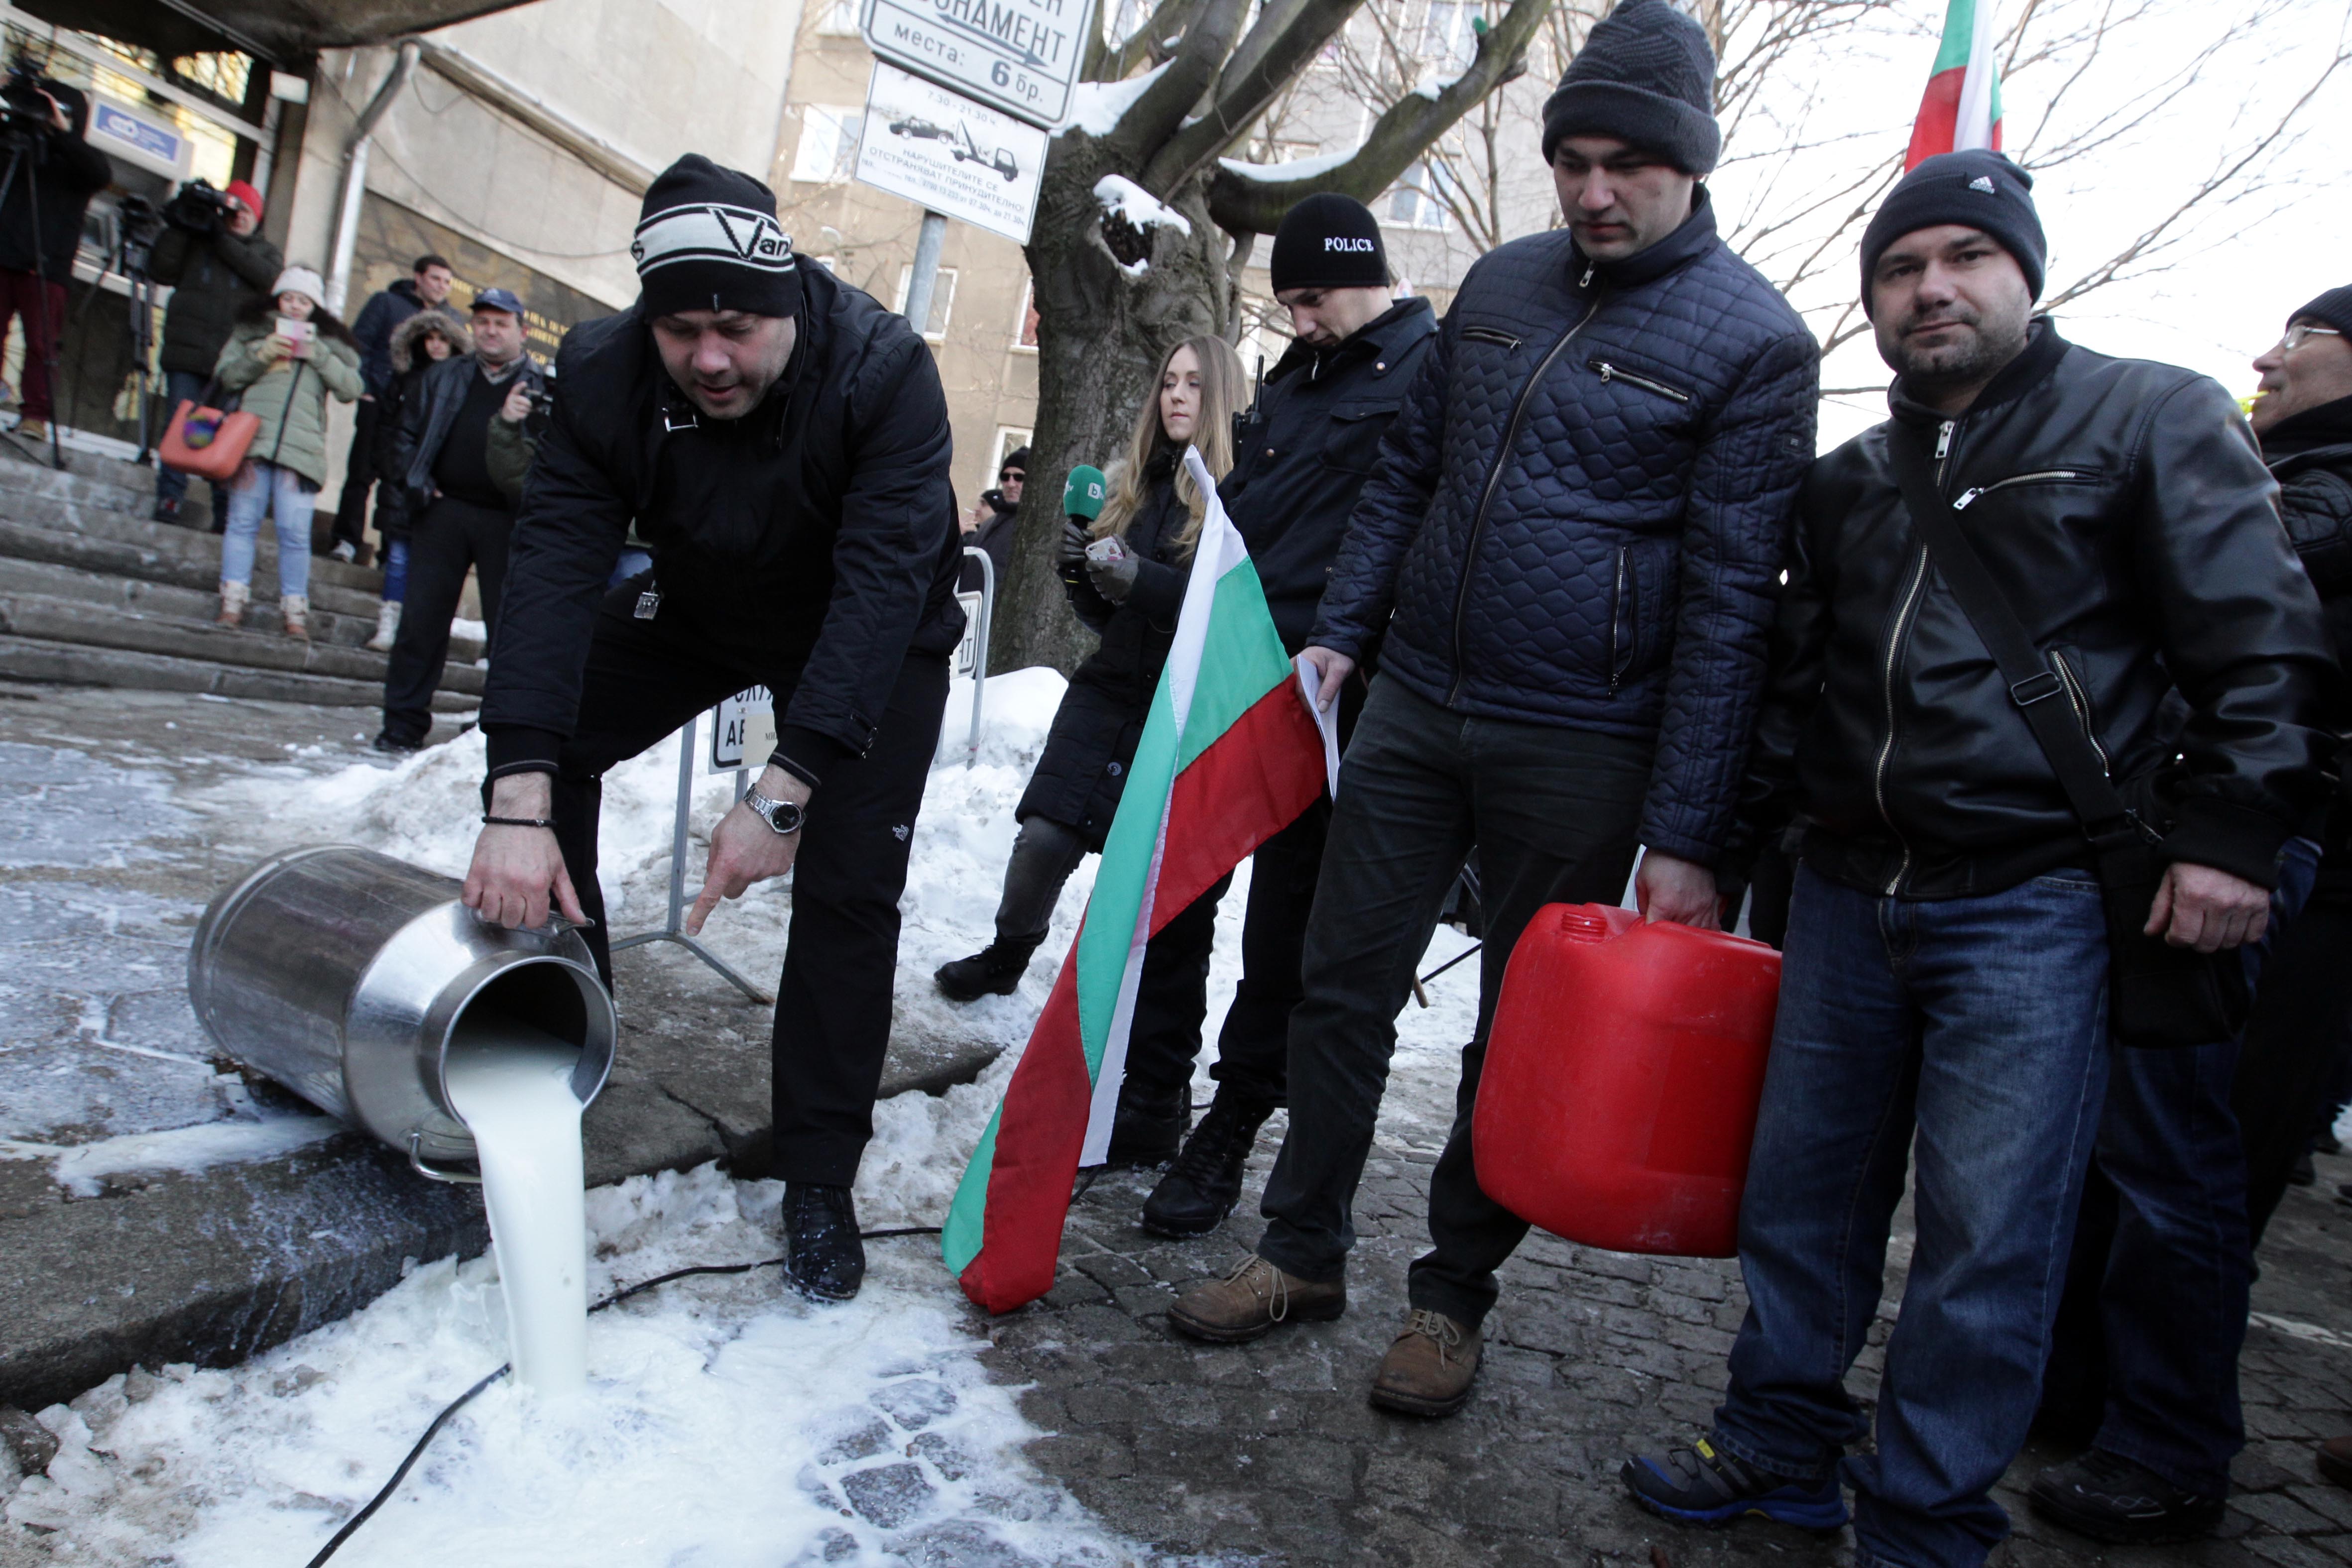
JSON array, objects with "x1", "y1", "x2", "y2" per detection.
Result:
[
  {"x1": 381, "y1": 537, "x2": 409, "y2": 604},
  {"x1": 2055, "y1": 834, "x2": 2323, "y2": 1497},
  {"x1": 220, "y1": 459, "x2": 315, "y2": 599},
  {"x1": 153, "y1": 370, "x2": 211, "y2": 508},
  {"x1": 1714, "y1": 863, "x2": 2111, "y2": 1568}
]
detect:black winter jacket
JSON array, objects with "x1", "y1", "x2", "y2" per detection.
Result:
[
  {"x1": 1017, "y1": 456, "x2": 1190, "y2": 845},
  {"x1": 149, "y1": 224, "x2": 284, "y2": 379},
  {"x1": 1744, "y1": 322, "x2": 2338, "y2": 901},
  {"x1": 482, "y1": 263, "x2": 966, "y2": 776},
  {"x1": 1224, "y1": 296, "x2": 1438, "y2": 654},
  {"x1": 387, "y1": 351, "x2": 547, "y2": 524},
  {"x1": 2265, "y1": 394, "x2": 2352, "y2": 666},
  {"x1": 0, "y1": 86, "x2": 109, "y2": 283},
  {"x1": 1311, "y1": 194, "x2": 1820, "y2": 865},
  {"x1": 351, "y1": 279, "x2": 459, "y2": 396}
]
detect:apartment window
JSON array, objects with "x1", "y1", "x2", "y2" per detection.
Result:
[
  {"x1": 892, "y1": 264, "x2": 959, "y2": 339},
  {"x1": 1013, "y1": 279, "x2": 1039, "y2": 351},
  {"x1": 818, "y1": 0, "x2": 862, "y2": 33},
  {"x1": 992, "y1": 427, "x2": 1033, "y2": 474},
  {"x1": 1419, "y1": 0, "x2": 1481, "y2": 69},
  {"x1": 791, "y1": 106, "x2": 865, "y2": 183},
  {"x1": 1386, "y1": 161, "x2": 1452, "y2": 231}
]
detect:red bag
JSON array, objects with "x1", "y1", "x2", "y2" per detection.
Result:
[{"x1": 158, "y1": 395, "x2": 259, "y2": 482}]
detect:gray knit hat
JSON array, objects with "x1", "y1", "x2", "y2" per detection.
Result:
[{"x1": 1540, "y1": 0, "x2": 1720, "y2": 174}]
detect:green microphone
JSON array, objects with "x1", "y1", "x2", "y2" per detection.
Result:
[{"x1": 1063, "y1": 464, "x2": 1107, "y2": 521}]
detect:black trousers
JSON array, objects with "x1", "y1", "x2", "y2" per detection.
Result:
[
  {"x1": 552, "y1": 586, "x2": 950, "y2": 1186},
  {"x1": 2235, "y1": 845, "x2": 2352, "y2": 1242},
  {"x1": 333, "y1": 397, "x2": 383, "y2": 548},
  {"x1": 1255, "y1": 676, "x2": 1647, "y2": 1328},
  {"x1": 381, "y1": 496, "x2": 512, "y2": 745},
  {"x1": 1118, "y1": 676, "x2": 1367, "y2": 1110}
]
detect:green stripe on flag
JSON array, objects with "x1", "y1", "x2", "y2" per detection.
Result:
[
  {"x1": 1176, "y1": 561, "x2": 1294, "y2": 771},
  {"x1": 941, "y1": 1104, "x2": 1003, "y2": 1274},
  {"x1": 1931, "y1": 0, "x2": 1974, "y2": 73}
]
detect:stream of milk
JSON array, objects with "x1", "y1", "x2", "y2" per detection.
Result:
[{"x1": 444, "y1": 1026, "x2": 588, "y2": 1396}]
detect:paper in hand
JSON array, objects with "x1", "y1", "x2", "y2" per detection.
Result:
[{"x1": 1293, "y1": 655, "x2": 1342, "y2": 799}]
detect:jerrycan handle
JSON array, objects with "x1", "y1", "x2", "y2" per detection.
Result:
[
  {"x1": 408, "y1": 1131, "x2": 483, "y2": 1185},
  {"x1": 1555, "y1": 908, "x2": 1615, "y2": 942}
]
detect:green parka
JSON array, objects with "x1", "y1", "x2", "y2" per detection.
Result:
[{"x1": 213, "y1": 317, "x2": 364, "y2": 488}]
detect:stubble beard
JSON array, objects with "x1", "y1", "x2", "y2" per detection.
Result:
[{"x1": 1887, "y1": 308, "x2": 2030, "y2": 402}]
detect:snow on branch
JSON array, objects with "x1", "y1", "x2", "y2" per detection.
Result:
[
  {"x1": 1059, "y1": 64, "x2": 1172, "y2": 139},
  {"x1": 1094, "y1": 174, "x2": 1194, "y2": 236}
]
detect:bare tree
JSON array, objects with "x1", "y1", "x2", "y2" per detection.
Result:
[{"x1": 999, "y1": 0, "x2": 1554, "y2": 672}]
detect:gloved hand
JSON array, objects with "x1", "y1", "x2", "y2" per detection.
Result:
[
  {"x1": 1086, "y1": 548, "x2": 1139, "y2": 603},
  {"x1": 1058, "y1": 519, "x2": 1091, "y2": 563}
]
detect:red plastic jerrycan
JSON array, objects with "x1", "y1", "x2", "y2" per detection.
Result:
[{"x1": 1473, "y1": 903, "x2": 1782, "y2": 1258}]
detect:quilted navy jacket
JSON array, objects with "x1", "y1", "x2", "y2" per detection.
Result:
[{"x1": 1309, "y1": 195, "x2": 1819, "y2": 863}]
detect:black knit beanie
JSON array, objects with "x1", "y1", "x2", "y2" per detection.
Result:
[
  {"x1": 1859, "y1": 150, "x2": 2045, "y2": 316},
  {"x1": 1540, "y1": 0, "x2": 1720, "y2": 174},
  {"x1": 1269, "y1": 194, "x2": 1389, "y2": 293},
  {"x1": 631, "y1": 154, "x2": 802, "y2": 318},
  {"x1": 2292, "y1": 286, "x2": 2352, "y2": 339}
]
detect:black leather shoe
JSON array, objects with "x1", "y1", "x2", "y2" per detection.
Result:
[
  {"x1": 370, "y1": 731, "x2": 423, "y2": 755},
  {"x1": 934, "y1": 938, "x2": 1039, "y2": 1002},
  {"x1": 784, "y1": 1182, "x2": 865, "y2": 1302},
  {"x1": 1105, "y1": 1082, "x2": 1189, "y2": 1167},
  {"x1": 1142, "y1": 1092, "x2": 1274, "y2": 1237},
  {"x1": 2028, "y1": 1450, "x2": 2224, "y2": 1544},
  {"x1": 151, "y1": 497, "x2": 180, "y2": 525}
]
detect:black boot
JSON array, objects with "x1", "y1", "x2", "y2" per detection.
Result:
[
  {"x1": 1104, "y1": 1081, "x2": 1190, "y2": 1167},
  {"x1": 1141, "y1": 1092, "x2": 1275, "y2": 1238},
  {"x1": 783, "y1": 1182, "x2": 865, "y2": 1302},
  {"x1": 934, "y1": 936, "x2": 1040, "y2": 1002},
  {"x1": 2027, "y1": 1450, "x2": 2224, "y2": 1544}
]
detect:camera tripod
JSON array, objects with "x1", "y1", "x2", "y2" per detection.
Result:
[{"x1": 71, "y1": 193, "x2": 162, "y2": 462}]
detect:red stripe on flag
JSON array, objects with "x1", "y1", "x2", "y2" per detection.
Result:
[
  {"x1": 1905, "y1": 66, "x2": 1966, "y2": 170},
  {"x1": 955, "y1": 680, "x2": 1328, "y2": 1314},
  {"x1": 1150, "y1": 681, "x2": 1330, "y2": 924}
]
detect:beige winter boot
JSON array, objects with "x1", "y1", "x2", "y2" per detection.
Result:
[
  {"x1": 365, "y1": 599, "x2": 401, "y2": 652},
  {"x1": 281, "y1": 594, "x2": 310, "y2": 641},
  {"x1": 215, "y1": 580, "x2": 247, "y2": 628}
]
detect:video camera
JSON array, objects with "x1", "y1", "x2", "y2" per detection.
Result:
[
  {"x1": 163, "y1": 179, "x2": 238, "y2": 235},
  {"x1": 0, "y1": 56, "x2": 59, "y2": 141}
]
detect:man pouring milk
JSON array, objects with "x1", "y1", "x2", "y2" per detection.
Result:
[{"x1": 461, "y1": 154, "x2": 968, "y2": 1305}]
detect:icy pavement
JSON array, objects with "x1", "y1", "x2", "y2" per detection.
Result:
[{"x1": 3, "y1": 1166, "x2": 1175, "y2": 1566}]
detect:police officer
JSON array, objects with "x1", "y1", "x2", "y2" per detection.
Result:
[
  {"x1": 1134, "y1": 195, "x2": 1438, "y2": 1238},
  {"x1": 461, "y1": 155, "x2": 966, "y2": 1303}
]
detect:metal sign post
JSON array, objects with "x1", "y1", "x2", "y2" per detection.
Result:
[{"x1": 608, "y1": 712, "x2": 774, "y2": 1004}]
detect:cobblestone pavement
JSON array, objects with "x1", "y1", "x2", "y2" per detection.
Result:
[{"x1": 987, "y1": 1107, "x2": 2352, "y2": 1567}]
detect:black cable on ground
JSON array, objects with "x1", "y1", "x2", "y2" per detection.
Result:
[{"x1": 304, "y1": 1224, "x2": 947, "y2": 1568}]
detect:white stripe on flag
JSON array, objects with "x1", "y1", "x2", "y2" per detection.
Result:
[
  {"x1": 1075, "y1": 447, "x2": 1247, "y2": 1166},
  {"x1": 1954, "y1": 0, "x2": 1999, "y2": 151}
]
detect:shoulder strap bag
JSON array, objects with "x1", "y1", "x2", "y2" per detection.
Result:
[
  {"x1": 1885, "y1": 427, "x2": 2249, "y2": 1050},
  {"x1": 157, "y1": 377, "x2": 257, "y2": 483}
]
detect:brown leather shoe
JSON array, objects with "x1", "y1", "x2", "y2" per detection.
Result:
[
  {"x1": 2320, "y1": 1435, "x2": 2352, "y2": 1489},
  {"x1": 1369, "y1": 1307, "x2": 1483, "y2": 1417},
  {"x1": 1167, "y1": 1254, "x2": 1344, "y2": 1344}
]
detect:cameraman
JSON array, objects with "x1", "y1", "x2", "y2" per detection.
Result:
[
  {"x1": 148, "y1": 179, "x2": 280, "y2": 525},
  {"x1": 0, "y1": 75, "x2": 108, "y2": 446}
]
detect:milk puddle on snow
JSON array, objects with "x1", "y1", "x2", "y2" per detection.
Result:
[{"x1": 444, "y1": 1024, "x2": 588, "y2": 1396}]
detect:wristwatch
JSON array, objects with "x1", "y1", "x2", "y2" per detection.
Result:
[{"x1": 743, "y1": 787, "x2": 805, "y2": 836}]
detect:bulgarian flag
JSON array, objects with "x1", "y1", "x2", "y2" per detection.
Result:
[
  {"x1": 1904, "y1": 0, "x2": 2003, "y2": 170},
  {"x1": 943, "y1": 446, "x2": 1331, "y2": 1314}
]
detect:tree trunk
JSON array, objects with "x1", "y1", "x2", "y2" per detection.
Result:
[{"x1": 991, "y1": 139, "x2": 1229, "y2": 675}]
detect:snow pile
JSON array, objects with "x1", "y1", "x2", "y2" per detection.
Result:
[
  {"x1": 4, "y1": 1166, "x2": 1149, "y2": 1566},
  {"x1": 1214, "y1": 144, "x2": 1364, "y2": 185},
  {"x1": 1058, "y1": 63, "x2": 1168, "y2": 138},
  {"x1": 1094, "y1": 175, "x2": 1192, "y2": 238}
]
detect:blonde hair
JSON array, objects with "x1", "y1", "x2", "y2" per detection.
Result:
[{"x1": 1092, "y1": 334, "x2": 1246, "y2": 558}]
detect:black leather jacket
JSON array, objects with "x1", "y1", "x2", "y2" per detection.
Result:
[{"x1": 1744, "y1": 322, "x2": 2338, "y2": 899}]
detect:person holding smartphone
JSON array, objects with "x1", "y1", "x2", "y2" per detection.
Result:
[{"x1": 210, "y1": 265, "x2": 362, "y2": 638}]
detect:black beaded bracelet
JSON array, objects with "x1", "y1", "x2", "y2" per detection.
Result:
[{"x1": 482, "y1": 815, "x2": 557, "y2": 829}]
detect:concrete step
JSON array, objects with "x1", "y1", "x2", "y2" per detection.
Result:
[
  {"x1": 0, "y1": 439, "x2": 169, "y2": 502},
  {"x1": 0, "y1": 489, "x2": 388, "y2": 599},
  {"x1": 0, "y1": 555, "x2": 482, "y2": 660},
  {"x1": 0, "y1": 592, "x2": 487, "y2": 695},
  {"x1": 0, "y1": 633, "x2": 479, "y2": 710},
  {"x1": 0, "y1": 517, "x2": 387, "y2": 623}
]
